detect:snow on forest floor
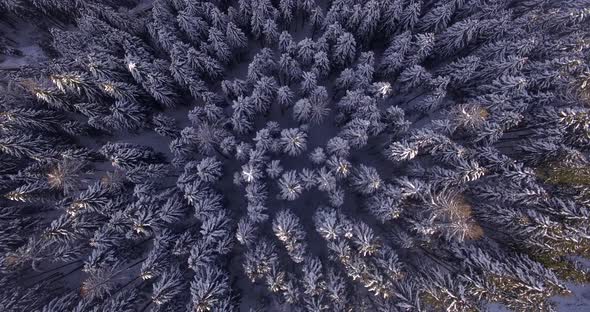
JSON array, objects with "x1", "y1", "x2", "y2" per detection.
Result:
[
  {"x1": 131, "y1": 0, "x2": 155, "y2": 13},
  {"x1": 0, "y1": 19, "x2": 48, "y2": 69},
  {"x1": 552, "y1": 284, "x2": 590, "y2": 311},
  {"x1": 488, "y1": 284, "x2": 590, "y2": 312}
]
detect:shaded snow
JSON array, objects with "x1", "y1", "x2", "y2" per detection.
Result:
[
  {"x1": 131, "y1": 0, "x2": 154, "y2": 14},
  {"x1": 552, "y1": 284, "x2": 590, "y2": 312},
  {"x1": 0, "y1": 20, "x2": 48, "y2": 69},
  {"x1": 486, "y1": 284, "x2": 590, "y2": 311}
]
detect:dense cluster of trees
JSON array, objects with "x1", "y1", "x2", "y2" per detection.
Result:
[{"x1": 1, "y1": 0, "x2": 590, "y2": 311}]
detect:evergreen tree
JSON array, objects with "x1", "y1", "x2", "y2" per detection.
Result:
[
  {"x1": 279, "y1": 0, "x2": 295, "y2": 26},
  {"x1": 418, "y1": 0, "x2": 455, "y2": 32},
  {"x1": 326, "y1": 137, "x2": 350, "y2": 158},
  {"x1": 400, "y1": 0, "x2": 422, "y2": 31},
  {"x1": 436, "y1": 18, "x2": 484, "y2": 57},
  {"x1": 99, "y1": 143, "x2": 164, "y2": 171},
  {"x1": 206, "y1": 28, "x2": 232, "y2": 64},
  {"x1": 398, "y1": 65, "x2": 432, "y2": 93},
  {"x1": 278, "y1": 170, "x2": 304, "y2": 201},
  {"x1": 406, "y1": 33, "x2": 435, "y2": 67},
  {"x1": 279, "y1": 53, "x2": 303, "y2": 84},
  {"x1": 189, "y1": 266, "x2": 232, "y2": 312},
  {"x1": 279, "y1": 31, "x2": 296, "y2": 54},
  {"x1": 152, "y1": 113, "x2": 180, "y2": 138},
  {"x1": 273, "y1": 209, "x2": 307, "y2": 263},
  {"x1": 358, "y1": 0, "x2": 381, "y2": 42},
  {"x1": 379, "y1": 31, "x2": 412, "y2": 76},
  {"x1": 150, "y1": 266, "x2": 185, "y2": 306},
  {"x1": 226, "y1": 21, "x2": 248, "y2": 50},
  {"x1": 280, "y1": 128, "x2": 308, "y2": 156},
  {"x1": 332, "y1": 32, "x2": 357, "y2": 67},
  {"x1": 312, "y1": 51, "x2": 330, "y2": 78},
  {"x1": 277, "y1": 85, "x2": 295, "y2": 111},
  {"x1": 350, "y1": 165, "x2": 382, "y2": 195},
  {"x1": 262, "y1": 19, "x2": 280, "y2": 46}
]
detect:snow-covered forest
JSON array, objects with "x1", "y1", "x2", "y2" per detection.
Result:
[{"x1": 1, "y1": 0, "x2": 590, "y2": 311}]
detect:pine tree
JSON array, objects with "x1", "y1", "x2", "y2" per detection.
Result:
[
  {"x1": 226, "y1": 21, "x2": 248, "y2": 50},
  {"x1": 398, "y1": 65, "x2": 432, "y2": 93},
  {"x1": 0, "y1": 134, "x2": 51, "y2": 159},
  {"x1": 280, "y1": 128, "x2": 308, "y2": 156},
  {"x1": 187, "y1": 47, "x2": 224, "y2": 80},
  {"x1": 279, "y1": 53, "x2": 303, "y2": 84},
  {"x1": 312, "y1": 51, "x2": 330, "y2": 78},
  {"x1": 262, "y1": 19, "x2": 280, "y2": 46},
  {"x1": 99, "y1": 143, "x2": 164, "y2": 171},
  {"x1": 405, "y1": 33, "x2": 435, "y2": 67},
  {"x1": 266, "y1": 160, "x2": 284, "y2": 179},
  {"x1": 293, "y1": 98, "x2": 312, "y2": 124},
  {"x1": 332, "y1": 32, "x2": 357, "y2": 67},
  {"x1": 277, "y1": 85, "x2": 295, "y2": 111},
  {"x1": 379, "y1": 31, "x2": 412, "y2": 76},
  {"x1": 206, "y1": 28, "x2": 232, "y2": 64},
  {"x1": 326, "y1": 137, "x2": 350, "y2": 157},
  {"x1": 437, "y1": 55, "x2": 481, "y2": 87},
  {"x1": 279, "y1": 31, "x2": 296, "y2": 54},
  {"x1": 309, "y1": 147, "x2": 326, "y2": 165},
  {"x1": 358, "y1": 0, "x2": 381, "y2": 42},
  {"x1": 177, "y1": 9, "x2": 208, "y2": 44},
  {"x1": 339, "y1": 119, "x2": 370, "y2": 149},
  {"x1": 279, "y1": 0, "x2": 295, "y2": 26},
  {"x1": 300, "y1": 71, "x2": 317, "y2": 96},
  {"x1": 379, "y1": 0, "x2": 405, "y2": 35},
  {"x1": 106, "y1": 100, "x2": 147, "y2": 131},
  {"x1": 189, "y1": 266, "x2": 232, "y2": 312},
  {"x1": 350, "y1": 165, "x2": 382, "y2": 195},
  {"x1": 316, "y1": 166, "x2": 337, "y2": 192},
  {"x1": 273, "y1": 209, "x2": 307, "y2": 263},
  {"x1": 152, "y1": 113, "x2": 180, "y2": 138},
  {"x1": 418, "y1": 0, "x2": 455, "y2": 32},
  {"x1": 150, "y1": 266, "x2": 185, "y2": 306},
  {"x1": 248, "y1": 48, "x2": 277, "y2": 82},
  {"x1": 436, "y1": 18, "x2": 483, "y2": 57},
  {"x1": 278, "y1": 170, "x2": 304, "y2": 201},
  {"x1": 400, "y1": 0, "x2": 422, "y2": 31},
  {"x1": 326, "y1": 155, "x2": 352, "y2": 178}
]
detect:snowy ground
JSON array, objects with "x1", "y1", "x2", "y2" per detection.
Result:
[
  {"x1": 551, "y1": 284, "x2": 590, "y2": 312},
  {"x1": 0, "y1": 20, "x2": 48, "y2": 69},
  {"x1": 485, "y1": 284, "x2": 590, "y2": 311}
]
